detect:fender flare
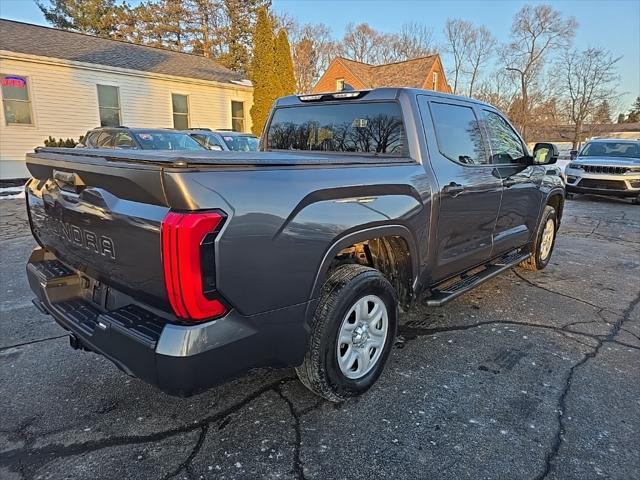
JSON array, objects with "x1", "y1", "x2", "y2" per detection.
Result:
[
  {"x1": 308, "y1": 224, "x2": 419, "y2": 303},
  {"x1": 544, "y1": 188, "x2": 566, "y2": 223}
]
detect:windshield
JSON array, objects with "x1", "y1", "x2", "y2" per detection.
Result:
[
  {"x1": 580, "y1": 142, "x2": 640, "y2": 159},
  {"x1": 135, "y1": 131, "x2": 205, "y2": 150},
  {"x1": 266, "y1": 102, "x2": 407, "y2": 156},
  {"x1": 220, "y1": 134, "x2": 259, "y2": 151}
]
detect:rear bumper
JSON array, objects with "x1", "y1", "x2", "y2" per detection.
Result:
[{"x1": 27, "y1": 249, "x2": 310, "y2": 396}]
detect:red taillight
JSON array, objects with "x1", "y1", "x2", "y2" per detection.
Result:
[{"x1": 161, "y1": 211, "x2": 227, "y2": 321}]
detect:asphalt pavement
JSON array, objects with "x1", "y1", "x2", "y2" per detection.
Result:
[{"x1": 1, "y1": 195, "x2": 639, "y2": 480}]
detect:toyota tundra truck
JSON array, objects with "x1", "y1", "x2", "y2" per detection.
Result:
[{"x1": 25, "y1": 88, "x2": 564, "y2": 401}]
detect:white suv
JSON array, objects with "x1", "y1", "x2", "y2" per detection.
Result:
[{"x1": 565, "y1": 139, "x2": 640, "y2": 204}]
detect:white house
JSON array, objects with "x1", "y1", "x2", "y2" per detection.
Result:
[{"x1": 0, "y1": 19, "x2": 254, "y2": 180}]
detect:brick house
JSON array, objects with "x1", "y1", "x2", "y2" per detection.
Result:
[{"x1": 312, "y1": 54, "x2": 451, "y2": 94}]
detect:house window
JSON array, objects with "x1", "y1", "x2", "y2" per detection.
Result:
[
  {"x1": 336, "y1": 79, "x2": 345, "y2": 91},
  {"x1": 97, "y1": 85, "x2": 121, "y2": 127},
  {"x1": 1, "y1": 74, "x2": 33, "y2": 125},
  {"x1": 231, "y1": 100, "x2": 245, "y2": 132},
  {"x1": 432, "y1": 72, "x2": 439, "y2": 90},
  {"x1": 172, "y1": 93, "x2": 189, "y2": 129}
]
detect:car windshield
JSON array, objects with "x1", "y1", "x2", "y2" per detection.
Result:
[
  {"x1": 266, "y1": 101, "x2": 407, "y2": 156},
  {"x1": 134, "y1": 131, "x2": 204, "y2": 150},
  {"x1": 580, "y1": 142, "x2": 640, "y2": 159},
  {"x1": 220, "y1": 134, "x2": 259, "y2": 152}
]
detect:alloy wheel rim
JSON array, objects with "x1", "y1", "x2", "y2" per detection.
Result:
[
  {"x1": 540, "y1": 218, "x2": 555, "y2": 261},
  {"x1": 336, "y1": 295, "x2": 389, "y2": 379}
]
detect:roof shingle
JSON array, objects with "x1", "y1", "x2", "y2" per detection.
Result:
[
  {"x1": 337, "y1": 55, "x2": 438, "y2": 89},
  {"x1": 0, "y1": 19, "x2": 248, "y2": 85}
]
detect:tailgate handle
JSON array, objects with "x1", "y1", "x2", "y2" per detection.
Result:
[{"x1": 53, "y1": 170, "x2": 85, "y2": 190}]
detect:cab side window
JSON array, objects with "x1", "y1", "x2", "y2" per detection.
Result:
[
  {"x1": 96, "y1": 131, "x2": 114, "y2": 148},
  {"x1": 430, "y1": 102, "x2": 487, "y2": 165},
  {"x1": 482, "y1": 110, "x2": 527, "y2": 164}
]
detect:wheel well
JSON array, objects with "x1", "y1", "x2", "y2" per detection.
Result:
[
  {"x1": 547, "y1": 193, "x2": 564, "y2": 224},
  {"x1": 328, "y1": 235, "x2": 413, "y2": 309}
]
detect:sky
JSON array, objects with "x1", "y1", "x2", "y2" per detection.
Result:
[{"x1": 1, "y1": 0, "x2": 638, "y2": 110}]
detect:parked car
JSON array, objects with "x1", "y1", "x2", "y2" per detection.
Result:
[
  {"x1": 78, "y1": 127, "x2": 206, "y2": 151},
  {"x1": 186, "y1": 129, "x2": 259, "y2": 152},
  {"x1": 25, "y1": 88, "x2": 564, "y2": 401},
  {"x1": 565, "y1": 139, "x2": 640, "y2": 203}
]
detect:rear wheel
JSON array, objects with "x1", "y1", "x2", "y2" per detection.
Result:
[
  {"x1": 295, "y1": 264, "x2": 398, "y2": 402},
  {"x1": 633, "y1": 194, "x2": 640, "y2": 205},
  {"x1": 519, "y1": 205, "x2": 557, "y2": 271}
]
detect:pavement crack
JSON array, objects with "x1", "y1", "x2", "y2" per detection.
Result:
[
  {"x1": 398, "y1": 319, "x2": 602, "y2": 343},
  {"x1": 162, "y1": 424, "x2": 209, "y2": 480},
  {"x1": 0, "y1": 334, "x2": 69, "y2": 352},
  {"x1": 532, "y1": 292, "x2": 640, "y2": 480},
  {"x1": 620, "y1": 327, "x2": 640, "y2": 343},
  {"x1": 610, "y1": 340, "x2": 640, "y2": 351},
  {"x1": 276, "y1": 383, "x2": 312, "y2": 480},
  {"x1": 512, "y1": 270, "x2": 615, "y2": 313},
  {"x1": 0, "y1": 376, "x2": 297, "y2": 477}
]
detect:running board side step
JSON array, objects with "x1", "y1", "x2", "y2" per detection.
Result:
[{"x1": 425, "y1": 251, "x2": 531, "y2": 307}]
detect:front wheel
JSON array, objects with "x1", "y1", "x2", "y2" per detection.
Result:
[
  {"x1": 519, "y1": 205, "x2": 557, "y2": 271},
  {"x1": 295, "y1": 264, "x2": 398, "y2": 402}
]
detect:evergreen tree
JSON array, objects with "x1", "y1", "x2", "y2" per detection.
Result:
[
  {"x1": 626, "y1": 96, "x2": 640, "y2": 123},
  {"x1": 249, "y1": 7, "x2": 276, "y2": 135},
  {"x1": 273, "y1": 29, "x2": 296, "y2": 97},
  {"x1": 36, "y1": 0, "x2": 124, "y2": 37},
  {"x1": 593, "y1": 100, "x2": 611, "y2": 124}
]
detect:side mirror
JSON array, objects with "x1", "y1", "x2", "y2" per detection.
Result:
[
  {"x1": 533, "y1": 142, "x2": 559, "y2": 165},
  {"x1": 209, "y1": 144, "x2": 223, "y2": 151},
  {"x1": 569, "y1": 150, "x2": 578, "y2": 160}
]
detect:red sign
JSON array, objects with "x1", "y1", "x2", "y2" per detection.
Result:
[{"x1": 1, "y1": 76, "x2": 27, "y2": 88}]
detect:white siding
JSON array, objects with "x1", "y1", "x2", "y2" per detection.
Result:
[{"x1": 0, "y1": 54, "x2": 253, "y2": 179}]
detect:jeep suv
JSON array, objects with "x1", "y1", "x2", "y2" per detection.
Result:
[{"x1": 565, "y1": 139, "x2": 640, "y2": 203}]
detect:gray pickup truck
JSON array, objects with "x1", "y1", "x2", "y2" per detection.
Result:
[{"x1": 25, "y1": 88, "x2": 564, "y2": 401}]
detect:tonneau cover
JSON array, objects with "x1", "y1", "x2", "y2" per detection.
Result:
[{"x1": 32, "y1": 147, "x2": 412, "y2": 166}]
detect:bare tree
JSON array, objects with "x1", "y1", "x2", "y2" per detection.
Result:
[
  {"x1": 286, "y1": 21, "x2": 342, "y2": 93},
  {"x1": 383, "y1": 22, "x2": 435, "y2": 63},
  {"x1": 443, "y1": 18, "x2": 474, "y2": 94},
  {"x1": 466, "y1": 26, "x2": 495, "y2": 97},
  {"x1": 556, "y1": 47, "x2": 620, "y2": 148},
  {"x1": 502, "y1": 4, "x2": 577, "y2": 140},
  {"x1": 343, "y1": 23, "x2": 379, "y2": 63}
]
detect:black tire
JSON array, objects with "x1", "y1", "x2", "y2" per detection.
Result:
[
  {"x1": 519, "y1": 205, "x2": 557, "y2": 271},
  {"x1": 565, "y1": 192, "x2": 575, "y2": 200},
  {"x1": 295, "y1": 264, "x2": 398, "y2": 402},
  {"x1": 632, "y1": 194, "x2": 640, "y2": 205}
]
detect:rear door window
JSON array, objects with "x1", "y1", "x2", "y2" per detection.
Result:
[
  {"x1": 266, "y1": 102, "x2": 407, "y2": 156},
  {"x1": 429, "y1": 102, "x2": 487, "y2": 165}
]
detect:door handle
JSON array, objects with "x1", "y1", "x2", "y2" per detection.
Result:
[
  {"x1": 502, "y1": 178, "x2": 517, "y2": 188},
  {"x1": 442, "y1": 182, "x2": 465, "y2": 197}
]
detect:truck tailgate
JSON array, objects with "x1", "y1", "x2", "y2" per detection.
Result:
[{"x1": 26, "y1": 150, "x2": 171, "y2": 310}]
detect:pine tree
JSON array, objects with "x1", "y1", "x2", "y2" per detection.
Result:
[
  {"x1": 36, "y1": 0, "x2": 124, "y2": 37},
  {"x1": 273, "y1": 29, "x2": 296, "y2": 98},
  {"x1": 626, "y1": 96, "x2": 640, "y2": 123},
  {"x1": 249, "y1": 7, "x2": 276, "y2": 135},
  {"x1": 593, "y1": 100, "x2": 611, "y2": 124}
]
